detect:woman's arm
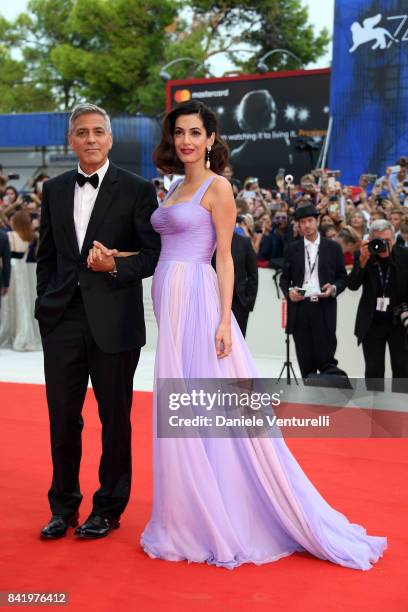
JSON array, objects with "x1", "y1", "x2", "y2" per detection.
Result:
[{"x1": 206, "y1": 176, "x2": 236, "y2": 358}]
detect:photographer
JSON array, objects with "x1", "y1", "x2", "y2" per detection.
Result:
[
  {"x1": 280, "y1": 204, "x2": 348, "y2": 379},
  {"x1": 348, "y1": 219, "x2": 408, "y2": 389}
]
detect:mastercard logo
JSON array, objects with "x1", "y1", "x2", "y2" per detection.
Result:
[{"x1": 174, "y1": 89, "x2": 191, "y2": 103}]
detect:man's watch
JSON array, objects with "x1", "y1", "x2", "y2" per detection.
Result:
[{"x1": 330, "y1": 284, "x2": 337, "y2": 297}]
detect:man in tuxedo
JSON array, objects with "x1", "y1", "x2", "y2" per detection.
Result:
[
  {"x1": 347, "y1": 219, "x2": 408, "y2": 389},
  {"x1": 280, "y1": 205, "x2": 347, "y2": 378},
  {"x1": 212, "y1": 231, "x2": 258, "y2": 337},
  {"x1": 230, "y1": 232, "x2": 258, "y2": 337},
  {"x1": 36, "y1": 104, "x2": 160, "y2": 540},
  {"x1": 0, "y1": 229, "x2": 11, "y2": 305}
]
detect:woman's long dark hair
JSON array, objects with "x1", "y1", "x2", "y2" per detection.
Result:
[
  {"x1": 11, "y1": 210, "x2": 34, "y2": 243},
  {"x1": 153, "y1": 100, "x2": 229, "y2": 174}
]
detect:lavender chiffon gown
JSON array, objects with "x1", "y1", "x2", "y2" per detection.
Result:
[{"x1": 140, "y1": 175, "x2": 387, "y2": 570}]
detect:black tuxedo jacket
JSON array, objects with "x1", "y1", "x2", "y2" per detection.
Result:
[
  {"x1": 231, "y1": 233, "x2": 258, "y2": 311},
  {"x1": 347, "y1": 245, "x2": 408, "y2": 344},
  {"x1": 35, "y1": 162, "x2": 161, "y2": 352},
  {"x1": 211, "y1": 233, "x2": 259, "y2": 312},
  {"x1": 280, "y1": 237, "x2": 347, "y2": 334},
  {"x1": 0, "y1": 229, "x2": 11, "y2": 292}
]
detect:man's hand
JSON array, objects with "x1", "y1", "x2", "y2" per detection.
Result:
[
  {"x1": 87, "y1": 241, "x2": 119, "y2": 272},
  {"x1": 359, "y1": 240, "x2": 371, "y2": 268},
  {"x1": 87, "y1": 241, "x2": 140, "y2": 272},
  {"x1": 92, "y1": 240, "x2": 119, "y2": 258},
  {"x1": 1, "y1": 287, "x2": 8, "y2": 297},
  {"x1": 288, "y1": 287, "x2": 305, "y2": 302},
  {"x1": 320, "y1": 283, "x2": 334, "y2": 298}
]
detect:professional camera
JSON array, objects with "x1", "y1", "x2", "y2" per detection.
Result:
[
  {"x1": 368, "y1": 238, "x2": 388, "y2": 255},
  {"x1": 361, "y1": 173, "x2": 378, "y2": 184},
  {"x1": 401, "y1": 303, "x2": 408, "y2": 332},
  {"x1": 393, "y1": 303, "x2": 408, "y2": 332},
  {"x1": 311, "y1": 169, "x2": 323, "y2": 177}
]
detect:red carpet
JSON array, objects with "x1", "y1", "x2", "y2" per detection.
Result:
[{"x1": 0, "y1": 381, "x2": 407, "y2": 611}]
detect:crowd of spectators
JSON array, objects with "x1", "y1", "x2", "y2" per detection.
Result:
[
  {"x1": 2, "y1": 156, "x2": 408, "y2": 352},
  {"x1": 211, "y1": 158, "x2": 408, "y2": 270},
  {"x1": 0, "y1": 168, "x2": 48, "y2": 350},
  {"x1": 0, "y1": 168, "x2": 46, "y2": 260}
]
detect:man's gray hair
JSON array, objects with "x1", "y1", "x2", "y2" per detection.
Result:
[
  {"x1": 68, "y1": 103, "x2": 112, "y2": 134},
  {"x1": 369, "y1": 219, "x2": 395, "y2": 236}
]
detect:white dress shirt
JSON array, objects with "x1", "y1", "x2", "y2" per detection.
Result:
[
  {"x1": 73, "y1": 158, "x2": 110, "y2": 252},
  {"x1": 303, "y1": 233, "x2": 321, "y2": 295}
]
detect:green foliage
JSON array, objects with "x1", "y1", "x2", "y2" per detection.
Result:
[
  {"x1": 0, "y1": 0, "x2": 330, "y2": 115},
  {"x1": 188, "y1": 0, "x2": 330, "y2": 71},
  {"x1": 0, "y1": 46, "x2": 54, "y2": 112}
]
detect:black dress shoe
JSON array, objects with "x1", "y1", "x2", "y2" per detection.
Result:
[
  {"x1": 40, "y1": 512, "x2": 79, "y2": 539},
  {"x1": 74, "y1": 514, "x2": 120, "y2": 539}
]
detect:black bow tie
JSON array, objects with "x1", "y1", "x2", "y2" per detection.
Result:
[{"x1": 76, "y1": 172, "x2": 99, "y2": 189}]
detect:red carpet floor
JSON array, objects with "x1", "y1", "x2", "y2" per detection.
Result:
[{"x1": 0, "y1": 381, "x2": 407, "y2": 611}]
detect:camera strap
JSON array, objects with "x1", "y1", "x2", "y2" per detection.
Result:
[
  {"x1": 377, "y1": 264, "x2": 391, "y2": 297},
  {"x1": 306, "y1": 245, "x2": 319, "y2": 276}
]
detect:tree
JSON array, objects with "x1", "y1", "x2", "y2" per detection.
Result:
[
  {"x1": 1, "y1": 0, "x2": 178, "y2": 114},
  {"x1": 185, "y1": 0, "x2": 330, "y2": 72},
  {"x1": 0, "y1": 0, "x2": 330, "y2": 115},
  {"x1": 0, "y1": 16, "x2": 54, "y2": 112}
]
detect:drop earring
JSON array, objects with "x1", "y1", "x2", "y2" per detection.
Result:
[{"x1": 206, "y1": 146, "x2": 211, "y2": 169}]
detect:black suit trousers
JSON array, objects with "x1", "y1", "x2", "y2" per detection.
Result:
[
  {"x1": 41, "y1": 288, "x2": 140, "y2": 518},
  {"x1": 232, "y1": 298, "x2": 250, "y2": 338},
  {"x1": 362, "y1": 315, "x2": 408, "y2": 391},
  {"x1": 292, "y1": 300, "x2": 338, "y2": 378}
]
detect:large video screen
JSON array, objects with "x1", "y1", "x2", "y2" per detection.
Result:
[
  {"x1": 167, "y1": 69, "x2": 330, "y2": 186},
  {"x1": 329, "y1": 1, "x2": 408, "y2": 183}
]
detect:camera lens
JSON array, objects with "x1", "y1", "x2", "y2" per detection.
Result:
[{"x1": 368, "y1": 238, "x2": 387, "y2": 255}]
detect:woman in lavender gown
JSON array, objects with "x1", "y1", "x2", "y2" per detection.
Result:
[{"x1": 99, "y1": 100, "x2": 387, "y2": 570}]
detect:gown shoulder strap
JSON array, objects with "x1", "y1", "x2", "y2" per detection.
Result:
[
  {"x1": 194, "y1": 175, "x2": 220, "y2": 205},
  {"x1": 163, "y1": 177, "x2": 184, "y2": 204}
]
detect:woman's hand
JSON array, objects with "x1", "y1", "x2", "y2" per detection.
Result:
[{"x1": 215, "y1": 322, "x2": 232, "y2": 359}]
